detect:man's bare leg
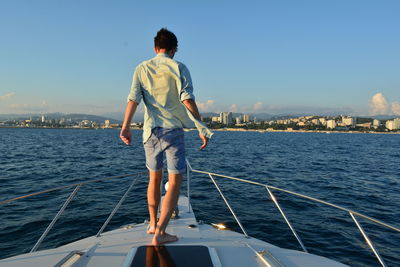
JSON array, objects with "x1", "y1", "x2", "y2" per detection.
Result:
[
  {"x1": 152, "y1": 173, "x2": 182, "y2": 245},
  {"x1": 147, "y1": 170, "x2": 162, "y2": 234}
]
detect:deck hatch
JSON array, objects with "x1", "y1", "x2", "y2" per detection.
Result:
[{"x1": 127, "y1": 245, "x2": 215, "y2": 267}]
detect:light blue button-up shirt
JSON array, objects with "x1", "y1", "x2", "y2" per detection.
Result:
[{"x1": 127, "y1": 53, "x2": 213, "y2": 143}]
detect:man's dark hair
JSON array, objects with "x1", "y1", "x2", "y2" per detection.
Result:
[{"x1": 154, "y1": 28, "x2": 178, "y2": 51}]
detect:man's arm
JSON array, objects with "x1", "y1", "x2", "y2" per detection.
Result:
[
  {"x1": 182, "y1": 99, "x2": 208, "y2": 150},
  {"x1": 182, "y1": 99, "x2": 201, "y2": 120},
  {"x1": 120, "y1": 101, "x2": 138, "y2": 145}
]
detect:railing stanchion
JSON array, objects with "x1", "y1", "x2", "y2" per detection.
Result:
[
  {"x1": 96, "y1": 176, "x2": 138, "y2": 237},
  {"x1": 350, "y1": 212, "x2": 387, "y2": 267},
  {"x1": 159, "y1": 167, "x2": 164, "y2": 214},
  {"x1": 208, "y1": 174, "x2": 248, "y2": 237},
  {"x1": 30, "y1": 184, "x2": 81, "y2": 253},
  {"x1": 186, "y1": 159, "x2": 192, "y2": 213},
  {"x1": 266, "y1": 186, "x2": 308, "y2": 253}
]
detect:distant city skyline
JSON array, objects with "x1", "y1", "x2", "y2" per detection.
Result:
[
  {"x1": 1, "y1": 1, "x2": 399, "y2": 116},
  {"x1": 3, "y1": 112, "x2": 399, "y2": 132}
]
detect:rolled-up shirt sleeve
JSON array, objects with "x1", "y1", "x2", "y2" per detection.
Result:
[
  {"x1": 179, "y1": 64, "x2": 195, "y2": 101},
  {"x1": 127, "y1": 66, "x2": 143, "y2": 103}
]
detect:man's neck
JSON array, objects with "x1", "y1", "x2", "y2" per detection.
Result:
[{"x1": 155, "y1": 48, "x2": 175, "y2": 58}]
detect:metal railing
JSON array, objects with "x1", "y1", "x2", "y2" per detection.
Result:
[
  {"x1": 1, "y1": 161, "x2": 192, "y2": 254},
  {"x1": 2, "y1": 160, "x2": 399, "y2": 266},
  {"x1": 0, "y1": 171, "x2": 147, "y2": 253},
  {"x1": 187, "y1": 165, "x2": 400, "y2": 267},
  {"x1": 1, "y1": 161, "x2": 191, "y2": 254}
]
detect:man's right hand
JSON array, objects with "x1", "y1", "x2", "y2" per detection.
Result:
[
  {"x1": 120, "y1": 128, "x2": 132, "y2": 145},
  {"x1": 199, "y1": 134, "x2": 208, "y2": 150}
]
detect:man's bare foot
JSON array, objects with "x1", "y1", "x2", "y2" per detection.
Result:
[
  {"x1": 152, "y1": 232, "x2": 178, "y2": 245},
  {"x1": 147, "y1": 225, "x2": 156, "y2": 234}
]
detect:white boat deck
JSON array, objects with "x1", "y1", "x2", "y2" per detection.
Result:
[{"x1": 0, "y1": 196, "x2": 347, "y2": 267}]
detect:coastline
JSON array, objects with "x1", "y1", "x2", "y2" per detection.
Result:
[
  {"x1": 1, "y1": 126, "x2": 399, "y2": 134},
  {"x1": 209, "y1": 128, "x2": 400, "y2": 134}
]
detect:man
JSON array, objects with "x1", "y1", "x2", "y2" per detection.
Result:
[{"x1": 120, "y1": 28, "x2": 213, "y2": 245}]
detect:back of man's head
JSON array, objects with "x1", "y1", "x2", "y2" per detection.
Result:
[{"x1": 154, "y1": 28, "x2": 178, "y2": 51}]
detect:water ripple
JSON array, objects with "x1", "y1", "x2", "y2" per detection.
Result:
[{"x1": 0, "y1": 129, "x2": 399, "y2": 266}]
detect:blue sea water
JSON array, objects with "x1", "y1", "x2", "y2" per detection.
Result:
[{"x1": 0, "y1": 128, "x2": 399, "y2": 266}]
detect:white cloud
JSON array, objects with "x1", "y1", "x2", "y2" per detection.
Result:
[
  {"x1": 229, "y1": 104, "x2": 238, "y2": 112},
  {"x1": 392, "y1": 102, "x2": 400, "y2": 115},
  {"x1": 0, "y1": 92, "x2": 15, "y2": 101},
  {"x1": 8, "y1": 103, "x2": 49, "y2": 113},
  {"x1": 369, "y1": 93, "x2": 389, "y2": 115},
  {"x1": 369, "y1": 92, "x2": 400, "y2": 116},
  {"x1": 6, "y1": 99, "x2": 49, "y2": 113},
  {"x1": 197, "y1": 100, "x2": 216, "y2": 112},
  {"x1": 253, "y1": 102, "x2": 264, "y2": 111}
]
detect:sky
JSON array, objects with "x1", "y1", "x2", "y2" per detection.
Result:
[{"x1": 1, "y1": 0, "x2": 399, "y2": 118}]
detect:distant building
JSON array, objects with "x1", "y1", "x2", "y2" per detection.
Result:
[
  {"x1": 211, "y1": 116, "x2": 220, "y2": 123},
  {"x1": 356, "y1": 122, "x2": 371, "y2": 128},
  {"x1": 80, "y1": 120, "x2": 91, "y2": 127},
  {"x1": 242, "y1": 114, "x2": 250, "y2": 123},
  {"x1": 41, "y1": 115, "x2": 45, "y2": 123},
  {"x1": 128, "y1": 122, "x2": 142, "y2": 127},
  {"x1": 341, "y1": 116, "x2": 355, "y2": 126},
  {"x1": 386, "y1": 118, "x2": 400, "y2": 130},
  {"x1": 311, "y1": 119, "x2": 320, "y2": 125},
  {"x1": 104, "y1": 120, "x2": 110, "y2": 128},
  {"x1": 235, "y1": 117, "x2": 241, "y2": 125},
  {"x1": 386, "y1": 120, "x2": 394, "y2": 130},
  {"x1": 226, "y1": 112, "x2": 233, "y2": 125},
  {"x1": 395, "y1": 118, "x2": 400, "y2": 129},
  {"x1": 319, "y1": 118, "x2": 327, "y2": 126},
  {"x1": 373, "y1": 119, "x2": 380, "y2": 128},
  {"x1": 220, "y1": 112, "x2": 233, "y2": 125},
  {"x1": 277, "y1": 119, "x2": 288, "y2": 125},
  {"x1": 326, "y1": 120, "x2": 336, "y2": 129}
]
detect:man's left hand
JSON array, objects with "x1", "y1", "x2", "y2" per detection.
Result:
[{"x1": 199, "y1": 134, "x2": 208, "y2": 150}]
